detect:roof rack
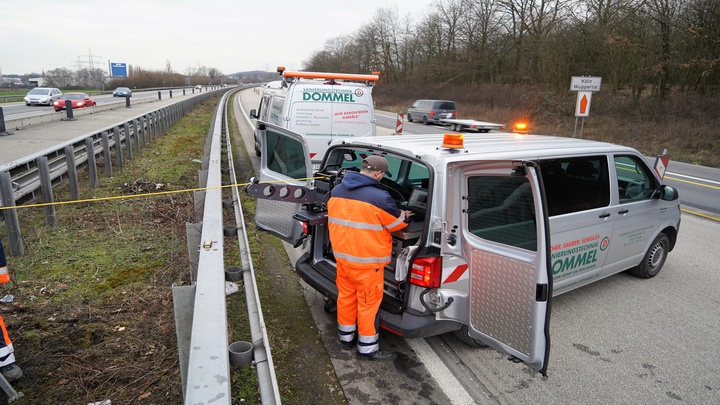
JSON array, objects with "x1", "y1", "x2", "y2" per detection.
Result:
[{"x1": 276, "y1": 66, "x2": 379, "y2": 85}]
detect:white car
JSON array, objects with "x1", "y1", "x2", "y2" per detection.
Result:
[{"x1": 24, "y1": 87, "x2": 62, "y2": 106}]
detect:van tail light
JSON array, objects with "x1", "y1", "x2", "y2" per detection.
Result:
[
  {"x1": 429, "y1": 111, "x2": 435, "y2": 117},
  {"x1": 409, "y1": 257, "x2": 442, "y2": 288},
  {"x1": 453, "y1": 112, "x2": 458, "y2": 118},
  {"x1": 300, "y1": 221, "x2": 308, "y2": 235}
]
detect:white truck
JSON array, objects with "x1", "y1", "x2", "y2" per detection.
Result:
[{"x1": 250, "y1": 67, "x2": 379, "y2": 167}]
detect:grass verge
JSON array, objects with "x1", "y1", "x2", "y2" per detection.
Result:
[{"x1": 0, "y1": 94, "x2": 344, "y2": 404}]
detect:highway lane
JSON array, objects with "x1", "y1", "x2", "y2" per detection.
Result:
[
  {"x1": 374, "y1": 111, "x2": 720, "y2": 218},
  {"x1": 0, "y1": 88, "x2": 203, "y2": 118},
  {"x1": 238, "y1": 89, "x2": 720, "y2": 405}
]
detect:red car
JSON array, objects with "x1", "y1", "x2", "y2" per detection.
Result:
[{"x1": 53, "y1": 92, "x2": 96, "y2": 112}]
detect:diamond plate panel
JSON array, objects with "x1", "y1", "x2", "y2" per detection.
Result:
[
  {"x1": 256, "y1": 198, "x2": 297, "y2": 238},
  {"x1": 470, "y1": 249, "x2": 535, "y2": 356}
]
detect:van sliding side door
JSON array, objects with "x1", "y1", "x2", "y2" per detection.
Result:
[{"x1": 462, "y1": 161, "x2": 551, "y2": 374}]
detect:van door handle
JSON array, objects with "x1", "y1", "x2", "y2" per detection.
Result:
[
  {"x1": 618, "y1": 209, "x2": 629, "y2": 215},
  {"x1": 598, "y1": 213, "x2": 610, "y2": 219}
]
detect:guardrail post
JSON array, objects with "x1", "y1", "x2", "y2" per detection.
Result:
[
  {"x1": 0, "y1": 171, "x2": 23, "y2": 256},
  {"x1": 183, "y1": 89, "x2": 186, "y2": 96},
  {"x1": 125, "y1": 96, "x2": 131, "y2": 108},
  {"x1": 66, "y1": 101, "x2": 75, "y2": 121},
  {"x1": 0, "y1": 108, "x2": 13, "y2": 136},
  {"x1": 170, "y1": 90, "x2": 173, "y2": 98},
  {"x1": 64, "y1": 146, "x2": 80, "y2": 200},
  {"x1": 158, "y1": 91, "x2": 162, "y2": 101},
  {"x1": 36, "y1": 157, "x2": 57, "y2": 226},
  {"x1": 113, "y1": 127, "x2": 123, "y2": 169},
  {"x1": 101, "y1": 131, "x2": 113, "y2": 177},
  {"x1": 124, "y1": 122, "x2": 133, "y2": 160},
  {"x1": 132, "y1": 120, "x2": 141, "y2": 152},
  {"x1": 85, "y1": 138, "x2": 99, "y2": 188}
]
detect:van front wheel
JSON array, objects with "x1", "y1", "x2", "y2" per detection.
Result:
[
  {"x1": 407, "y1": 114, "x2": 413, "y2": 122},
  {"x1": 630, "y1": 233, "x2": 669, "y2": 278},
  {"x1": 453, "y1": 325, "x2": 489, "y2": 348}
]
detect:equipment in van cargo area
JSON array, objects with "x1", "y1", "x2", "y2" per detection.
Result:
[
  {"x1": 250, "y1": 66, "x2": 379, "y2": 165},
  {"x1": 245, "y1": 126, "x2": 681, "y2": 376}
]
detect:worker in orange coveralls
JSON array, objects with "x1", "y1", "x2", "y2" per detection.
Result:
[
  {"x1": 328, "y1": 155, "x2": 412, "y2": 362},
  {"x1": 0, "y1": 239, "x2": 22, "y2": 383}
]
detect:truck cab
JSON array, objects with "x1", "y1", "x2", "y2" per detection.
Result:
[{"x1": 245, "y1": 125, "x2": 681, "y2": 376}]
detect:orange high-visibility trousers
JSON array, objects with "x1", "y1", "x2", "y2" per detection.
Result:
[{"x1": 336, "y1": 262, "x2": 384, "y2": 353}]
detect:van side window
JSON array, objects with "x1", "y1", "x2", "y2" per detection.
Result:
[
  {"x1": 467, "y1": 176, "x2": 537, "y2": 251},
  {"x1": 615, "y1": 155, "x2": 656, "y2": 203},
  {"x1": 540, "y1": 156, "x2": 610, "y2": 216},
  {"x1": 265, "y1": 129, "x2": 306, "y2": 179}
]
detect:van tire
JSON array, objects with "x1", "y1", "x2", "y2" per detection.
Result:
[
  {"x1": 630, "y1": 233, "x2": 669, "y2": 278},
  {"x1": 422, "y1": 116, "x2": 429, "y2": 125},
  {"x1": 407, "y1": 114, "x2": 414, "y2": 122},
  {"x1": 453, "y1": 325, "x2": 489, "y2": 348}
]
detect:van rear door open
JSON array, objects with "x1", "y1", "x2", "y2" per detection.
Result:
[
  {"x1": 288, "y1": 84, "x2": 375, "y2": 162},
  {"x1": 456, "y1": 161, "x2": 552, "y2": 374}
]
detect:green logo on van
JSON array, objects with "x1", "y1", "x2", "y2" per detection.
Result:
[{"x1": 303, "y1": 92, "x2": 356, "y2": 102}]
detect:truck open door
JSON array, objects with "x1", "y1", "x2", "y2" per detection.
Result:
[
  {"x1": 459, "y1": 161, "x2": 552, "y2": 374},
  {"x1": 251, "y1": 122, "x2": 313, "y2": 246}
]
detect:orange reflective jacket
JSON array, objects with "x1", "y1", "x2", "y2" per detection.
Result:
[{"x1": 328, "y1": 172, "x2": 407, "y2": 269}]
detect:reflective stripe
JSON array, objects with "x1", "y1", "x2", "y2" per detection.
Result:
[
  {"x1": 357, "y1": 333, "x2": 379, "y2": 355},
  {"x1": 0, "y1": 344, "x2": 12, "y2": 357},
  {"x1": 0, "y1": 266, "x2": 8, "y2": 284},
  {"x1": 338, "y1": 324, "x2": 357, "y2": 344},
  {"x1": 338, "y1": 323, "x2": 357, "y2": 333},
  {"x1": 386, "y1": 215, "x2": 405, "y2": 230},
  {"x1": 334, "y1": 251, "x2": 392, "y2": 264},
  {"x1": 328, "y1": 217, "x2": 384, "y2": 231}
]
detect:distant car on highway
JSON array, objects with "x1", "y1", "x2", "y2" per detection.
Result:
[
  {"x1": 113, "y1": 87, "x2": 132, "y2": 97},
  {"x1": 195, "y1": 85, "x2": 202, "y2": 90},
  {"x1": 24, "y1": 87, "x2": 62, "y2": 106},
  {"x1": 53, "y1": 92, "x2": 96, "y2": 112},
  {"x1": 407, "y1": 99, "x2": 457, "y2": 125}
]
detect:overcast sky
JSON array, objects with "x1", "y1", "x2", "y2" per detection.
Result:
[{"x1": 1, "y1": 0, "x2": 431, "y2": 76}]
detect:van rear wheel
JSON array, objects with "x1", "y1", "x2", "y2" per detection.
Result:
[
  {"x1": 629, "y1": 233, "x2": 669, "y2": 278},
  {"x1": 453, "y1": 325, "x2": 488, "y2": 348},
  {"x1": 407, "y1": 114, "x2": 413, "y2": 122},
  {"x1": 422, "y1": 116, "x2": 429, "y2": 125}
]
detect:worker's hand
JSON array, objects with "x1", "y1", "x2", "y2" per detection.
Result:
[{"x1": 404, "y1": 210, "x2": 415, "y2": 222}]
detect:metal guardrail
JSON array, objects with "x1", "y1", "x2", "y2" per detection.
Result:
[
  {"x1": 178, "y1": 89, "x2": 280, "y2": 404},
  {"x1": 0, "y1": 90, "x2": 220, "y2": 255},
  {"x1": 0, "y1": 86, "x2": 279, "y2": 403}
]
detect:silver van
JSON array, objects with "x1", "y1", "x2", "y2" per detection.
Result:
[
  {"x1": 407, "y1": 99, "x2": 457, "y2": 125},
  {"x1": 246, "y1": 128, "x2": 681, "y2": 375}
]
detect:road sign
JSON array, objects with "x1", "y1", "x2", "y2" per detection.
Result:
[
  {"x1": 575, "y1": 91, "x2": 592, "y2": 117},
  {"x1": 570, "y1": 76, "x2": 602, "y2": 92},
  {"x1": 654, "y1": 154, "x2": 670, "y2": 179}
]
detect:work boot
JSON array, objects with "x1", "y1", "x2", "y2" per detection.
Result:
[
  {"x1": 341, "y1": 338, "x2": 357, "y2": 351},
  {"x1": 0, "y1": 363, "x2": 23, "y2": 383},
  {"x1": 356, "y1": 350, "x2": 395, "y2": 362}
]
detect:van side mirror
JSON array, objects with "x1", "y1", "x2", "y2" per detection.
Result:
[
  {"x1": 659, "y1": 185, "x2": 679, "y2": 201},
  {"x1": 249, "y1": 109, "x2": 258, "y2": 119}
]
